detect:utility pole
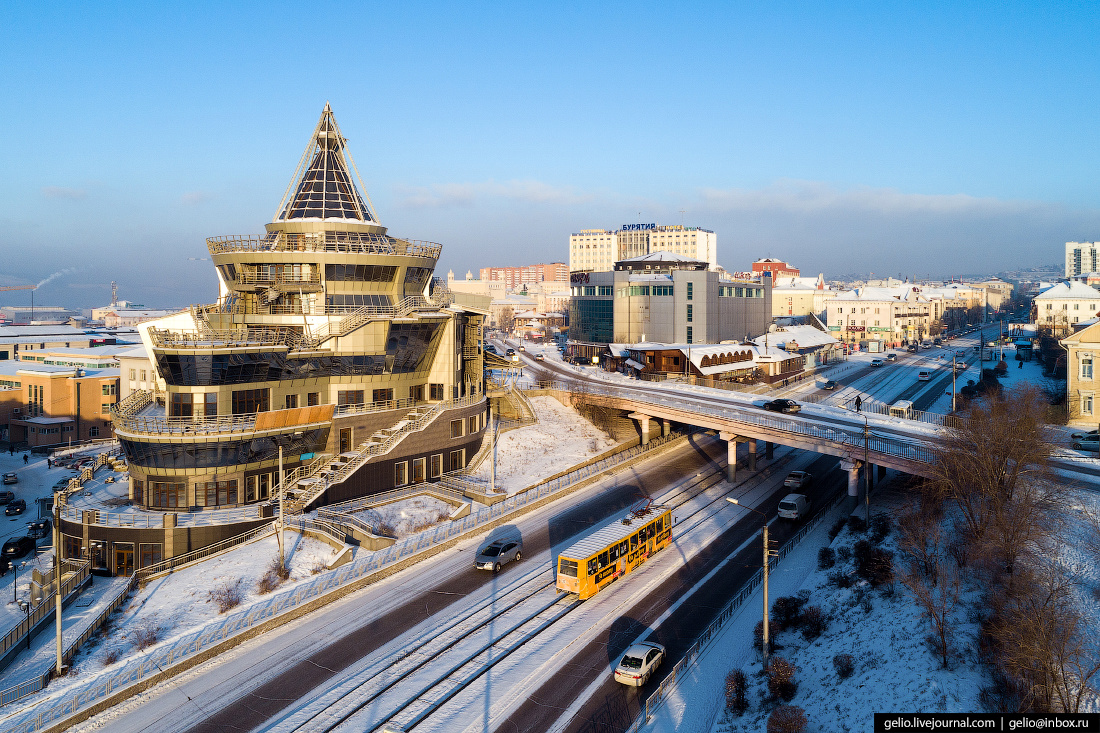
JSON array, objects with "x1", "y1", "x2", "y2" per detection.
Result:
[
  {"x1": 864, "y1": 418, "x2": 871, "y2": 526},
  {"x1": 278, "y1": 445, "x2": 285, "y2": 568},
  {"x1": 952, "y1": 353, "x2": 958, "y2": 412},
  {"x1": 54, "y1": 496, "x2": 63, "y2": 677}
]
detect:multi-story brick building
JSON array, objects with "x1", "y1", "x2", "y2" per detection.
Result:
[{"x1": 479, "y1": 263, "x2": 567, "y2": 290}]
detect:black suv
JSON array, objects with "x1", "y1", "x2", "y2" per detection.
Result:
[{"x1": 2, "y1": 536, "x2": 34, "y2": 560}]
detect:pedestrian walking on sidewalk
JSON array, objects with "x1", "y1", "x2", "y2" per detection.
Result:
[{"x1": 855, "y1": 395, "x2": 862, "y2": 413}]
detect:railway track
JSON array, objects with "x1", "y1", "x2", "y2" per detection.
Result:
[{"x1": 262, "y1": 448, "x2": 796, "y2": 733}]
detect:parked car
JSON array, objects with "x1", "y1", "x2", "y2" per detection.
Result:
[
  {"x1": 763, "y1": 399, "x2": 800, "y2": 414},
  {"x1": 474, "y1": 537, "x2": 522, "y2": 572},
  {"x1": 778, "y1": 493, "x2": 811, "y2": 521},
  {"x1": 53, "y1": 479, "x2": 72, "y2": 492},
  {"x1": 0, "y1": 491, "x2": 13, "y2": 505},
  {"x1": 783, "y1": 470, "x2": 813, "y2": 489},
  {"x1": 821, "y1": 380, "x2": 838, "y2": 390},
  {"x1": 885, "y1": 353, "x2": 897, "y2": 361},
  {"x1": 1072, "y1": 436, "x2": 1100, "y2": 452},
  {"x1": 4, "y1": 499, "x2": 26, "y2": 516},
  {"x1": 614, "y1": 641, "x2": 665, "y2": 686},
  {"x1": 2, "y1": 473, "x2": 17, "y2": 485},
  {"x1": 870, "y1": 358, "x2": 884, "y2": 368},
  {"x1": 1, "y1": 536, "x2": 34, "y2": 560},
  {"x1": 27, "y1": 518, "x2": 51, "y2": 540},
  {"x1": 917, "y1": 371, "x2": 932, "y2": 381}
]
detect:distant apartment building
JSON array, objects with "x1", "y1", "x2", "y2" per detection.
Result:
[
  {"x1": 1066, "y1": 241, "x2": 1100, "y2": 278},
  {"x1": 770, "y1": 274, "x2": 835, "y2": 318},
  {"x1": 569, "y1": 224, "x2": 718, "y2": 273},
  {"x1": 1033, "y1": 281, "x2": 1100, "y2": 335},
  {"x1": 0, "y1": 306, "x2": 79, "y2": 325},
  {"x1": 825, "y1": 286, "x2": 933, "y2": 347},
  {"x1": 752, "y1": 258, "x2": 800, "y2": 278},
  {"x1": 479, "y1": 263, "x2": 567, "y2": 290}
]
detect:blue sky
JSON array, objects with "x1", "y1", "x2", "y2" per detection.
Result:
[{"x1": 3, "y1": 2, "x2": 1099, "y2": 308}]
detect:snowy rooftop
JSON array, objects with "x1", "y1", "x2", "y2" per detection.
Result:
[
  {"x1": 1033, "y1": 280, "x2": 1100, "y2": 300},
  {"x1": 751, "y1": 324, "x2": 839, "y2": 350}
]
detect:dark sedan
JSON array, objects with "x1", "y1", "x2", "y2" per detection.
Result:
[
  {"x1": 4, "y1": 499, "x2": 26, "y2": 516},
  {"x1": 763, "y1": 399, "x2": 801, "y2": 414}
]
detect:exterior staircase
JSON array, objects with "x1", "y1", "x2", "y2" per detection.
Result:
[{"x1": 279, "y1": 398, "x2": 478, "y2": 514}]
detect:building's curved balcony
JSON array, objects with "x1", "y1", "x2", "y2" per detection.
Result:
[
  {"x1": 111, "y1": 392, "x2": 335, "y2": 438},
  {"x1": 233, "y1": 271, "x2": 324, "y2": 292},
  {"x1": 207, "y1": 232, "x2": 442, "y2": 260},
  {"x1": 148, "y1": 326, "x2": 301, "y2": 350}
]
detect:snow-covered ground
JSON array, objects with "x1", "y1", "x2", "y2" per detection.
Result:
[
  {"x1": 641, "y1": 486, "x2": 1100, "y2": 732},
  {"x1": 469, "y1": 395, "x2": 617, "y2": 494}
]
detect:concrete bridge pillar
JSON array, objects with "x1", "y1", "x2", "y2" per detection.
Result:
[
  {"x1": 748, "y1": 439, "x2": 758, "y2": 471},
  {"x1": 628, "y1": 413, "x2": 651, "y2": 445},
  {"x1": 839, "y1": 459, "x2": 861, "y2": 497},
  {"x1": 661, "y1": 419, "x2": 671, "y2": 438},
  {"x1": 766, "y1": 441, "x2": 774, "y2": 460},
  {"x1": 720, "y1": 431, "x2": 739, "y2": 483}
]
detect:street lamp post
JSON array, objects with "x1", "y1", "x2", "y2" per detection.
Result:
[
  {"x1": 17, "y1": 600, "x2": 30, "y2": 650},
  {"x1": 278, "y1": 445, "x2": 284, "y2": 569},
  {"x1": 726, "y1": 498, "x2": 776, "y2": 668}
]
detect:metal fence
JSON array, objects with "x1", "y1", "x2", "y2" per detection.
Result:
[
  {"x1": 625, "y1": 490, "x2": 849, "y2": 732},
  {"x1": 0, "y1": 430, "x2": 686, "y2": 733},
  {"x1": 0, "y1": 561, "x2": 90, "y2": 661}
]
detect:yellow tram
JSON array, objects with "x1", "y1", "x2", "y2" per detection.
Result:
[{"x1": 556, "y1": 499, "x2": 673, "y2": 600}]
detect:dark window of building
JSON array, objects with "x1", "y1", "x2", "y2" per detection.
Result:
[
  {"x1": 285, "y1": 394, "x2": 298, "y2": 409},
  {"x1": 430, "y1": 454, "x2": 442, "y2": 478},
  {"x1": 687, "y1": 282, "x2": 694, "y2": 300},
  {"x1": 686, "y1": 326, "x2": 693, "y2": 344},
  {"x1": 450, "y1": 419, "x2": 464, "y2": 438},
  {"x1": 324, "y1": 264, "x2": 397, "y2": 282},
  {"x1": 410, "y1": 385, "x2": 424, "y2": 401},
  {"x1": 338, "y1": 390, "x2": 364, "y2": 406},
  {"x1": 449, "y1": 449, "x2": 465, "y2": 471},
  {"x1": 412, "y1": 458, "x2": 426, "y2": 483},
  {"x1": 232, "y1": 388, "x2": 270, "y2": 414},
  {"x1": 429, "y1": 383, "x2": 444, "y2": 401},
  {"x1": 324, "y1": 293, "x2": 393, "y2": 312},
  {"x1": 687, "y1": 305, "x2": 693, "y2": 322},
  {"x1": 151, "y1": 482, "x2": 187, "y2": 509},
  {"x1": 372, "y1": 388, "x2": 394, "y2": 403},
  {"x1": 170, "y1": 392, "x2": 193, "y2": 418},
  {"x1": 199, "y1": 480, "x2": 238, "y2": 507},
  {"x1": 139, "y1": 543, "x2": 163, "y2": 568},
  {"x1": 468, "y1": 416, "x2": 478, "y2": 434},
  {"x1": 395, "y1": 461, "x2": 408, "y2": 486},
  {"x1": 204, "y1": 393, "x2": 218, "y2": 417},
  {"x1": 307, "y1": 392, "x2": 320, "y2": 406},
  {"x1": 89, "y1": 426, "x2": 100, "y2": 437}
]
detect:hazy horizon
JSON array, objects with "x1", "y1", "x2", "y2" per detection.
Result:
[{"x1": 4, "y1": 2, "x2": 1099, "y2": 309}]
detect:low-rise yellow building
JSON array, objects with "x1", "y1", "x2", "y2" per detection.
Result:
[{"x1": 1061, "y1": 320, "x2": 1100, "y2": 428}]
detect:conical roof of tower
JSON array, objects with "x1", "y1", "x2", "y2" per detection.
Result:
[{"x1": 274, "y1": 103, "x2": 379, "y2": 224}]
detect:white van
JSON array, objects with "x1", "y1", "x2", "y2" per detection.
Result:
[{"x1": 778, "y1": 493, "x2": 811, "y2": 520}]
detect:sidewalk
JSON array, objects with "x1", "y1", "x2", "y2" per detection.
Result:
[{"x1": 0, "y1": 574, "x2": 130, "y2": 701}]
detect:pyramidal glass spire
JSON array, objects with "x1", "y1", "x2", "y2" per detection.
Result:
[{"x1": 274, "y1": 103, "x2": 379, "y2": 223}]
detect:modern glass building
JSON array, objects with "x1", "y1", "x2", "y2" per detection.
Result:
[{"x1": 67, "y1": 106, "x2": 488, "y2": 574}]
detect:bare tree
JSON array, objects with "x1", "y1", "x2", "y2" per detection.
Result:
[
  {"x1": 898, "y1": 500, "x2": 962, "y2": 669},
  {"x1": 926, "y1": 385, "x2": 1055, "y2": 571},
  {"x1": 986, "y1": 561, "x2": 1100, "y2": 713}
]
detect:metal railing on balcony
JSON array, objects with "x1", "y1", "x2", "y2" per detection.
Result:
[
  {"x1": 234, "y1": 271, "x2": 322, "y2": 289},
  {"x1": 206, "y1": 232, "x2": 443, "y2": 259}
]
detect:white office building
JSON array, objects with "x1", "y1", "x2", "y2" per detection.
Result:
[{"x1": 569, "y1": 224, "x2": 717, "y2": 273}]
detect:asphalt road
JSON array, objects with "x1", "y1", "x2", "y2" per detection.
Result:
[
  {"x1": 182, "y1": 434, "x2": 730, "y2": 733},
  {"x1": 496, "y1": 452, "x2": 848, "y2": 733}
]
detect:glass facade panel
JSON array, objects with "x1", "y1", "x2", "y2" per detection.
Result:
[
  {"x1": 569, "y1": 299, "x2": 613, "y2": 345},
  {"x1": 156, "y1": 344, "x2": 444, "y2": 387},
  {"x1": 119, "y1": 428, "x2": 328, "y2": 472},
  {"x1": 281, "y1": 147, "x2": 370, "y2": 221},
  {"x1": 324, "y1": 264, "x2": 396, "y2": 282}
]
